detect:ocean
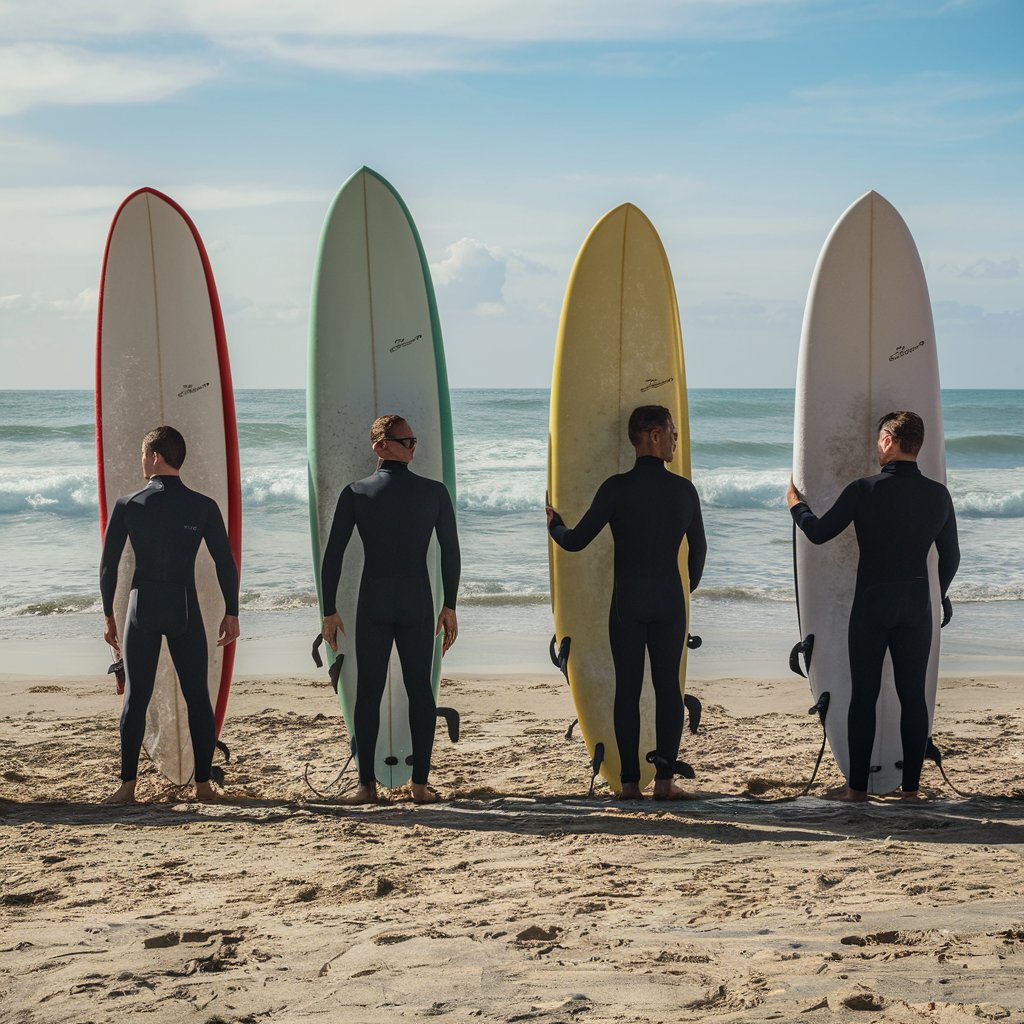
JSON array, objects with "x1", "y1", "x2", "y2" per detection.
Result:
[{"x1": 1, "y1": 389, "x2": 1021, "y2": 677}]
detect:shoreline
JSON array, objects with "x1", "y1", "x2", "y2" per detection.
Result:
[{"x1": 4, "y1": 593, "x2": 1023, "y2": 679}]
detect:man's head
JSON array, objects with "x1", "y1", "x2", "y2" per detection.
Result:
[
  {"x1": 627, "y1": 405, "x2": 677, "y2": 462},
  {"x1": 141, "y1": 425, "x2": 186, "y2": 477},
  {"x1": 876, "y1": 411, "x2": 924, "y2": 465},
  {"x1": 370, "y1": 413, "x2": 417, "y2": 464}
]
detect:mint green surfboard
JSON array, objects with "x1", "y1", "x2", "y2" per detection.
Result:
[{"x1": 308, "y1": 167, "x2": 455, "y2": 789}]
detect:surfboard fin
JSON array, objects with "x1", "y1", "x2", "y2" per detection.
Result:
[
  {"x1": 215, "y1": 739, "x2": 231, "y2": 764},
  {"x1": 684, "y1": 693, "x2": 702, "y2": 734},
  {"x1": 549, "y1": 634, "x2": 571, "y2": 680},
  {"x1": 311, "y1": 633, "x2": 344, "y2": 693},
  {"x1": 789, "y1": 634, "x2": 815, "y2": 677},
  {"x1": 588, "y1": 742, "x2": 605, "y2": 797},
  {"x1": 686, "y1": 634, "x2": 702, "y2": 650},
  {"x1": 565, "y1": 718, "x2": 578, "y2": 741},
  {"x1": 807, "y1": 690, "x2": 829, "y2": 728},
  {"x1": 436, "y1": 707, "x2": 460, "y2": 743},
  {"x1": 645, "y1": 751, "x2": 697, "y2": 780}
]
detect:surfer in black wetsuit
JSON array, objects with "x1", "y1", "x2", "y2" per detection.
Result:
[
  {"x1": 100, "y1": 426, "x2": 240, "y2": 805},
  {"x1": 546, "y1": 405, "x2": 707, "y2": 800},
  {"x1": 320, "y1": 414, "x2": 460, "y2": 806},
  {"x1": 787, "y1": 411, "x2": 960, "y2": 803}
]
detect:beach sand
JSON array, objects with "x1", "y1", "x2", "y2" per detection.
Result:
[{"x1": 2, "y1": 669, "x2": 1023, "y2": 1023}]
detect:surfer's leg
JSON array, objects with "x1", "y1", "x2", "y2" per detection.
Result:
[
  {"x1": 353, "y1": 594, "x2": 392, "y2": 788},
  {"x1": 889, "y1": 580, "x2": 932, "y2": 793},
  {"x1": 609, "y1": 591, "x2": 646, "y2": 787},
  {"x1": 166, "y1": 593, "x2": 215, "y2": 785},
  {"x1": 847, "y1": 596, "x2": 888, "y2": 792},
  {"x1": 118, "y1": 616, "x2": 162, "y2": 784},
  {"x1": 647, "y1": 608, "x2": 686, "y2": 781},
  {"x1": 394, "y1": 585, "x2": 438, "y2": 790}
]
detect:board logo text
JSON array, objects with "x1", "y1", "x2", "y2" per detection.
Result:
[
  {"x1": 640, "y1": 376, "x2": 673, "y2": 392},
  {"x1": 178, "y1": 382, "x2": 211, "y2": 397},
  {"x1": 889, "y1": 340, "x2": 926, "y2": 363},
  {"x1": 390, "y1": 334, "x2": 422, "y2": 353}
]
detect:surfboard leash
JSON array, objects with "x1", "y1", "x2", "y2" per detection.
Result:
[
  {"x1": 303, "y1": 751, "x2": 356, "y2": 799},
  {"x1": 746, "y1": 692, "x2": 831, "y2": 803},
  {"x1": 916, "y1": 739, "x2": 974, "y2": 799}
]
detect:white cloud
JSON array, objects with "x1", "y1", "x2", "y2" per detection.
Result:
[
  {"x1": 958, "y1": 258, "x2": 1020, "y2": 280},
  {"x1": 734, "y1": 71, "x2": 1024, "y2": 141},
  {"x1": 432, "y1": 238, "x2": 508, "y2": 311},
  {"x1": 0, "y1": 43, "x2": 215, "y2": 116},
  {"x1": 0, "y1": 185, "x2": 326, "y2": 217},
  {"x1": 2, "y1": 1, "x2": 969, "y2": 82},
  {"x1": 1, "y1": 1, "x2": 816, "y2": 46},
  {"x1": 50, "y1": 288, "x2": 98, "y2": 314}
]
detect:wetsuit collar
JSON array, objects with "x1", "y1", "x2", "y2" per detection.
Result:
[
  {"x1": 634, "y1": 455, "x2": 665, "y2": 469},
  {"x1": 378, "y1": 460, "x2": 409, "y2": 473},
  {"x1": 147, "y1": 474, "x2": 183, "y2": 489},
  {"x1": 881, "y1": 460, "x2": 920, "y2": 476}
]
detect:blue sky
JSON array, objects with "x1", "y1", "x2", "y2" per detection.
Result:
[{"x1": 1, "y1": 0, "x2": 1021, "y2": 388}]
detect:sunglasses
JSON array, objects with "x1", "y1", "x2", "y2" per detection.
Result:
[{"x1": 384, "y1": 436, "x2": 417, "y2": 450}]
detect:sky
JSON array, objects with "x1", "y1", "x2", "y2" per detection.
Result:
[{"x1": 0, "y1": 0, "x2": 1021, "y2": 389}]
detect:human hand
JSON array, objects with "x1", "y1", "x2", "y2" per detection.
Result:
[
  {"x1": 436, "y1": 606, "x2": 458, "y2": 655},
  {"x1": 941, "y1": 596, "x2": 953, "y2": 628},
  {"x1": 104, "y1": 615, "x2": 120, "y2": 659},
  {"x1": 786, "y1": 478, "x2": 803, "y2": 510},
  {"x1": 218, "y1": 614, "x2": 240, "y2": 647},
  {"x1": 322, "y1": 612, "x2": 345, "y2": 653},
  {"x1": 545, "y1": 505, "x2": 555, "y2": 527}
]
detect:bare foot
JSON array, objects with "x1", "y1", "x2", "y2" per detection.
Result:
[
  {"x1": 194, "y1": 781, "x2": 224, "y2": 803},
  {"x1": 822, "y1": 785, "x2": 869, "y2": 803},
  {"x1": 339, "y1": 784, "x2": 382, "y2": 805},
  {"x1": 411, "y1": 783, "x2": 441, "y2": 804},
  {"x1": 104, "y1": 781, "x2": 137, "y2": 805},
  {"x1": 617, "y1": 783, "x2": 644, "y2": 801},
  {"x1": 653, "y1": 780, "x2": 699, "y2": 801},
  {"x1": 895, "y1": 789, "x2": 929, "y2": 801}
]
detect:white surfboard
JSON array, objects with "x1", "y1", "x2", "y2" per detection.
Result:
[
  {"x1": 308, "y1": 167, "x2": 455, "y2": 790},
  {"x1": 793, "y1": 190, "x2": 945, "y2": 795},
  {"x1": 97, "y1": 187, "x2": 242, "y2": 787}
]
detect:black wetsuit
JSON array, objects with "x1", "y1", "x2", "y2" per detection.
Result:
[
  {"x1": 791, "y1": 460, "x2": 959, "y2": 792},
  {"x1": 549, "y1": 456, "x2": 707, "y2": 784},
  {"x1": 320, "y1": 462, "x2": 460, "y2": 787},
  {"x1": 100, "y1": 476, "x2": 239, "y2": 784}
]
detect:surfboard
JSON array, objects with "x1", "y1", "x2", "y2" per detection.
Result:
[
  {"x1": 548, "y1": 203, "x2": 692, "y2": 794},
  {"x1": 96, "y1": 187, "x2": 242, "y2": 787},
  {"x1": 793, "y1": 190, "x2": 945, "y2": 795},
  {"x1": 308, "y1": 166, "x2": 455, "y2": 790}
]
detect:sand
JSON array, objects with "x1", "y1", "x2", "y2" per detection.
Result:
[{"x1": 2, "y1": 669, "x2": 1024, "y2": 1023}]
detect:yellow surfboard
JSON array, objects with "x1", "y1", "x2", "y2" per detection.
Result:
[{"x1": 548, "y1": 203, "x2": 692, "y2": 793}]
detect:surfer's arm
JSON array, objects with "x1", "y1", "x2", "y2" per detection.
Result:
[
  {"x1": 686, "y1": 489, "x2": 708, "y2": 592},
  {"x1": 99, "y1": 498, "x2": 129, "y2": 615},
  {"x1": 790, "y1": 481, "x2": 858, "y2": 544},
  {"x1": 436, "y1": 485, "x2": 461, "y2": 608},
  {"x1": 548, "y1": 479, "x2": 615, "y2": 551},
  {"x1": 935, "y1": 496, "x2": 960, "y2": 598},
  {"x1": 321, "y1": 486, "x2": 356, "y2": 616},
  {"x1": 203, "y1": 500, "x2": 240, "y2": 616}
]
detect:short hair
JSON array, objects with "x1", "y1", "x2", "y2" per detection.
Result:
[
  {"x1": 877, "y1": 411, "x2": 924, "y2": 456},
  {"x1": 627, "y1": 405, "x2": 672, "y2": 445},
  {"x1": 142, "y1": 425, "x2": 186, "y2": 469},
  {"x1": 370, "y1": 414, "x2": 407, "y2": 445}
]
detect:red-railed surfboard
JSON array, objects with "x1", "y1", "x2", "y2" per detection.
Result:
[{"x1": 96, "y1": 187, "x2": 241, "y2": 786}]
